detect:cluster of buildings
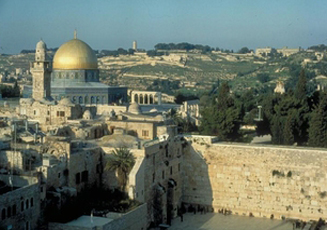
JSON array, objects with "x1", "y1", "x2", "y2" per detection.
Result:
[
  {"x1": 0, "y1": 34, "x2": 200, "y2": 230},
  {"x1": 255, "y1": 46, "x2": 303, "y2": 57}
]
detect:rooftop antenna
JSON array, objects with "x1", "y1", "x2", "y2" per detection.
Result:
[{"x1": 74, "y1": 29, "x2": 77, "y2": 39}]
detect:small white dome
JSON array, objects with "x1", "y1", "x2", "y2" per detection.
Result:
[
  {"x1": 58, "y1": 97, "x2": 74, "y2": 106},
  {"x1": 36, "y1": 40, "x2": 46, "y2": 50},
  {"x1": 83, "y1": 110, "x2": 93, "y2": 120},
  {"x1": 128, "y1": 103, "x2": 142, "y2": 115},
  {"x1": 150, "y1": 108, "x2": 158, "y2": 113}
]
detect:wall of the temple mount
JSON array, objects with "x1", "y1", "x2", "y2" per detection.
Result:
[{"x1": 183, "y1": 142, "x2": 327, "y2": 221}]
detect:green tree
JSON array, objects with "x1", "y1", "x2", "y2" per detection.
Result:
[
  {"x1": 238, "y1": 47, "x2": 250, "y2": 54},
  {"x1": 13, "y1": 80, "x2": 20, "y2": 97},
  {"x1": 105, "y1": 147, "x2": 135, "y2": 192},
  {"x1": 308, "y1": 92, "x2": 327, "y2": 147},
  {"x1": 200, "y1": 82, "x2": 242, "y2": 141},
  {"x1": 295, "y1": 69, "x2": 307, "y2": 101},
  {"x1": 283, "y1": 110, "x2": 296, "y2": 145},
  {"x1": 257, "y1": 73, "x2": 270, "y2": 84}
]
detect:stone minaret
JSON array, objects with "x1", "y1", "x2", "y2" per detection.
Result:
[
  {"x1": 133, "y1": 40, "x2": 137, "y2": 51},
  {"x1": 31, "y1": 40, "x2": 52, "y2": 100}
]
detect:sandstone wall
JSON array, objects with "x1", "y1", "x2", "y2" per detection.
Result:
[
  {"x1": 183, "y1": 143, "x2": 327, "y2": 221},
  {"x1": 0, "y1": 179, "x2": 41, "y2": 230}
]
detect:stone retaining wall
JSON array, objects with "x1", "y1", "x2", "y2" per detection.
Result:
[{"x1": 183, "y1": 143, "x2": 327, "y2": 221}]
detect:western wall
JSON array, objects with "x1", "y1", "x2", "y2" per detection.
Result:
[{"x1": 183, "y1": 141, "x2": 327, "y2": 221}]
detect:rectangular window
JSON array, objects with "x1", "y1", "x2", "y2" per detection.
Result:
[
  {"x1": 162, "y1": 170, "x2": 165, "y2": 180},
  {"x1": 170, "y1": 166, "x2": 173, "y2": 175},
  {"x1": 152, "y1": 173, "x2": 155, "y2": 183},
  {"x1": 81, "y1": 170, "x2": 88, "y2": 182},
  {"x1": 178, "y1": 163, "x2": 181, "y2": 172},
  {"x1": 75, "y1": 173, "x2": 81, "y2": 184},
  {"x1": 21, "y1": 201, "x2": 24, "y2": 212},
  {"x1": 57, "y1": 111, "x2": 65, "y2": 117},
  {"x1": 142, "y1": 130, "x2": 149, "y2": 137}
]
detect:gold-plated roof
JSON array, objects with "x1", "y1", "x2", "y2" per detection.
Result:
[{"x1": 53, "y1": 39, "x2": 97, "y2": 70}]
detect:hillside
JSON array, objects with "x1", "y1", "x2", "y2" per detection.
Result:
[{"x1": 1, "y1": 50, "x2": 326, "y2": 96}]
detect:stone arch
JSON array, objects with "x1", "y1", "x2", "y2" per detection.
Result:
[
  {"x1": 144, "y1": 94, "x2": 148, "y2": 104},
  {"x1": 134, "y1": 94, "x2": 138, "y2": 103},
  {"x1": 42, "y1": 141, "x2": 68, "y2": 168},
  {"x1": 139, "y1": 94, "x2": 144, "y2": 104},
  {"x1": 91, "y1": 96, "x2": 95, "y2": 104},
  {"x1": 154, "y1": 94, "x2": 158, "y2": 104}
]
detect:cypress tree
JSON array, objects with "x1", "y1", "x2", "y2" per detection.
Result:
[
  {"x1": 295, "y1": 69, "x2": 307, "y2": 101},
  {"x1": 283, "y1": 110, "x2": 296, "y2": 145},
  {"x1": 308, "y1": 92, "x2": 327, "y2": 147}
]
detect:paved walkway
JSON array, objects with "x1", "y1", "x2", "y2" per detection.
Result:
[{"x1": 169, "y1": 213, "x2": 293, "y2": 230}]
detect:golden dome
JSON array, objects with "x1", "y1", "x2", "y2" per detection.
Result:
[{"x1": 53, "y1": 39, "x2": 97, "y2": 70}]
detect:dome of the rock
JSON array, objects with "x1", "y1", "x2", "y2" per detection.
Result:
[{"x1": 53, "y1": 39, "x2": 97, "y2": 70}]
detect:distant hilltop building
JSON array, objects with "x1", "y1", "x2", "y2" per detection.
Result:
[
  {"x1": 274, "y1": 81, "x2": 285, "y2": 94},
  {"x1": 255, "y1": 47, "x2": 272, "y2": 56},
  {"x1": 276, "y1": 47, "x2": 302, "y2": 57},
  {"x1": 256, "y1": 47, "x2": 302, "y2": 57},
  {"x1": 133, "y1": 40, "x2": 137, "y2": 51}
]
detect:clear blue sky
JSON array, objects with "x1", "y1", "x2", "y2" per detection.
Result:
[{"x1": 1, "y1": 0, "x2": 327, "y2": 54}]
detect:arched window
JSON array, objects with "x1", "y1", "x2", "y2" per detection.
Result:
[
  {"x1": 79, "y1": 96, "x2": 83, "y2": 104},
  {"x1": 85, "y1": 96, "x2": 89, "y2": 104},
  {"x1": 72, "y1": 96, "x2": 76, "y2": 103},
  {"x1": 96, "y1": 96, "x2": 100, "y2": 104},
  {"x1": 150, "y1": 94, "x2": 154, "y2": 104},
  {"x1": 7, "y1": 206, "x2": 11, "y2": 218},
  {"x1": 91, "y1": 96, "x2": 95, "y2": 104},
  {"x1": 1, "y1": 208, "x2": 5, "y2": 220},
  {"x1": 139, "y1": 94, "x2": 144, "y2": 104},
  {"x1": 134, "y1": 94, "x2": 138, "y2": 103},
  {"x1": 144, "y1": 94, "x2": 148, "y2": 104}
]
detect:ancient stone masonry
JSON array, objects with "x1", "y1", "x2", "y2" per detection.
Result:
[{"x1": 183, "y1": 142, "x2": 327, "y2": 221}]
